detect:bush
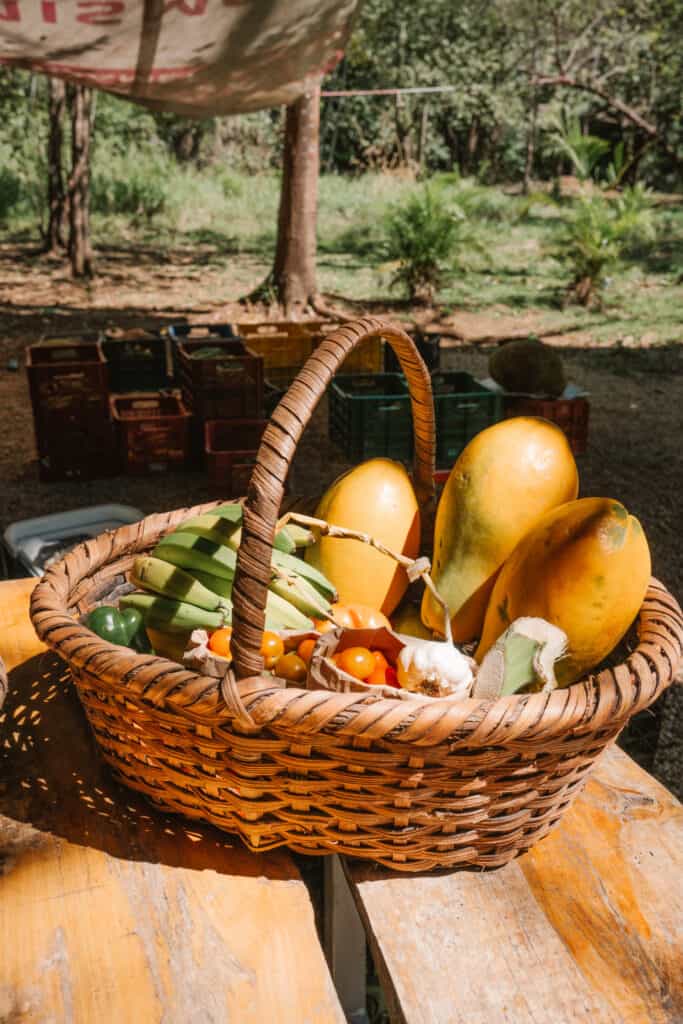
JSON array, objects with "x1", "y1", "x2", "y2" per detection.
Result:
[
  {"x1": 384, "y1": 186, "x2": 466, "y2": 302},
  {"x1": 558, "y1": 186, "x2": 656, "y2": 306}
]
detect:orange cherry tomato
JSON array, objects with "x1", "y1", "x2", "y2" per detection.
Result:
[
  {"x1": 208, "y1": 627, "x2": 232, "y2": 659},
  {"x1": 366, "y1": 665, "x2": 389, "y2": 686},
  {"x1": 275, "y1": 652, "x2": 307, "y2": 683},
  {"x1": 372, "y1": 650, "x2": 389, "y2": 670},
  {"x1": 337, "y1": 646, "x2": 375, "y2": 680},
  {"x1": 331, "y1": 652, "x2": 344, "y2": 667},
  {"x1": 297, "y1": 637, "x2": 317, "y2": 665},
  {"x1": 261, "y1": 631, "x2": 285, "y2": 669}
]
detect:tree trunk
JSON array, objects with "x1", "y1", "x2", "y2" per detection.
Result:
[
  {"x1": 67, "y1": 85, "x2": 94, "y2": 278},
  {"x1": 46, "y1": 77, "x2": 67, "y2": 253},
  {"x1": 271, "y1": 79, "x2": 320, "y2": 316}
]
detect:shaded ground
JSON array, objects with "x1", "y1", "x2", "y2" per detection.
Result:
[{"x1": 1, "y1": 242, "x2": 681, "y2": 776}]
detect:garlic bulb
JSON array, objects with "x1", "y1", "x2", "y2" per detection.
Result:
[{"x1": 396, "y1": 636, "x2": 474, "y2": 699}]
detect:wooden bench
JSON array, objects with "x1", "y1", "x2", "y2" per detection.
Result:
[{"x1": 0, "y1": 579, "x2": 344, "y2": 1024}]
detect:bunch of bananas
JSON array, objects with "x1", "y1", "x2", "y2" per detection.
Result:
[{"x1": 119, "y1": 504, "x2": 336, "y2": 637}]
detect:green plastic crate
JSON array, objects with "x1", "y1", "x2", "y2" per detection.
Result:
[
  {"x1": 431, "y1": 371, "x2": 503, "y2": 467},
  {"x1": 329, "y1": 374, "x2": 412, "y2": 462}
]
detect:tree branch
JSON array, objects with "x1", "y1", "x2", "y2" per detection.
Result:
[{"x1": 532, "y1": 74, "x2": 682, "y2": 166}]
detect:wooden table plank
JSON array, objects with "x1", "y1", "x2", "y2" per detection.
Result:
[
  {"x1": 345, "y1": 745, "x2": 683, "y2": 1024},
  {"x1": 0, "y1": 579, "x2": 344, "y2": 1024}
]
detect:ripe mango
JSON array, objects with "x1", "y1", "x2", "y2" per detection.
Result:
[
  {"x1": 306, "y1": 458, "x2": 420, "y2": 615},
  {"x1": 475, "y1": 497, "x2": 651, "y2": 685},
  {"x1": 422, "y1": 417, "x2": 578, "y2": 640}
]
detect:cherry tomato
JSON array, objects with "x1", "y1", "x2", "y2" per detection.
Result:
[
  {"x1": 337, "y1": 646, "x2": 375, "y2": 680},
  {"x1": 208, "y1": 627, "x2": 233, "y2": 659},
  {"x1": 385, "y1": 666, "x2": 399, "y2": 688},
  {"x1": 366, "y1": 665, "x2": 389, "y2": 686},
  {"x1": 261, "y1": 631, "x2": 285, "y2": 669},
  {"x1": 275, "y1": 652, "x2": 307, "y2": 683},
  {"x1": 297, "y1": 637, "x2": 317, "y2": 665},
  {"x1": 372, "y1": 650, "x2": 390, "y2": 670}
]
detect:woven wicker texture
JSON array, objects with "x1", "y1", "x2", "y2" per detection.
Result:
[{"x1": 30, "y1": 317, "x2": 683, "y2": 871}]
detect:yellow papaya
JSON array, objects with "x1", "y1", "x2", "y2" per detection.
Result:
[
  {"x1": 475, "y1": 497, "x2": 651, "y2": 685},
  {"x1": 306, "y1": 458, "x2": 420, "y2": 615},
  {"x1": 422, "y1": 417, "x2": 578, "y2": 640}
]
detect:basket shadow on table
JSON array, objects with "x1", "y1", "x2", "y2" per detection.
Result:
[{"x1": 0, "y1": 650, "x2": 298, "y2": 880}]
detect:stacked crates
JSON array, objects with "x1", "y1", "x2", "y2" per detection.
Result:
[{"x1": 26, "y1": 337, "x2": 117, "y2": 481}]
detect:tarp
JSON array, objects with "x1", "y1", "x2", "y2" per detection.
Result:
[{"x1": 0, "y1": 0, "x2": 360, "y2": 116}]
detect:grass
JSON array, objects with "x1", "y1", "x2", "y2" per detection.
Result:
[{"x1": 2, "y1": 157, "x2": 682, "y2": 344}]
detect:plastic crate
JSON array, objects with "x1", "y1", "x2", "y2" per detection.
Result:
[
  {"x1": 235, "y1": 322, "x2": 315, "y2": 371},
  {"x1": 178, "y1": 338, "x2": 263, "y2": 420},
  {"x1": 385, "y1": 332, "x2": 441, "y2": 374},
  {"x1": 263, "y1": 378, "x2": 287, "y2": 417},
  {"x1": 204, "y1": 418, "x2": 268, "y2": 492},
  {"x1": 504, "y1": 395, "x2": 589, "y2": 455},
  {"x1": 27, "y1": 339, "x2": 108, "y2": 403},
  {"x1": 329, "y1": 374, "x2": 413, "y2": 462},
  {"x1": 102, "y1": 330, "x2": 174, "y2": 392},
  {"x1": 430, "y1": 371, "x2": 503, "y2": 467},
  {"x1": 111, "y1": 393, "x2": 191, "y2": 475}
]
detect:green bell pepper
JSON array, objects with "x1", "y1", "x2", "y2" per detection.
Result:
[{"x1": 85, "y1": 605, "x2": 152, "y2": 652}]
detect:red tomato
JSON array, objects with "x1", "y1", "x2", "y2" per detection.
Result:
[
  {"x1": 261, "y1": 631, "x2": 285, "y2": 669},
  {"x1": 337, "y1": 646, "x2": 375, "y2": 680},
  {"x1": 330, "y1": 604, "x2": 356, "y2": 628},
  {"x1": 275, "y1": 652, "x2": 307, "y2": 683},
  {"x1": 385, "y1": 666, "x2": 399, "y2": 688},
  {"x1": 208, "y1": 627, "x2": 232, "y2": 658}
]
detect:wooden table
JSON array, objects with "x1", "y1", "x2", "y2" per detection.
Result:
[
  {"x1": 337, "y1": 741, "x2": 683, "y2": 1024},
  {"x1": 0, "y1": 579, "x2": 344, "y2": 1024},
  {"x1": 3, "y1": 577, "x2": 682, "y2": 1023}
]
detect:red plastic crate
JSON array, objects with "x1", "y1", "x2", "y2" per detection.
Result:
[
  {"x1": 111, "y1": 393, "x2": 192, "y2": 475},
  {"x1": 204, "y1": 419, "x2": 268, "y2": 493},
  {"x1": 504, "y1": 396, "x2": 589, "y2": 455},
  {"x1": 27, "y1": 339, "x2": 108, "y2": 403},
  {"x1": 178, "y1": 338, "x2": 263, "y2": 420}
]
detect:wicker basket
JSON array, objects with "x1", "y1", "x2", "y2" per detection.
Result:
[{"x1": 30, "y1": 317, "x2": 683, "y2": 872}]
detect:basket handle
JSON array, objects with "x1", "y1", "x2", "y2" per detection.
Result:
[{"x1": 230, "y1": 316, "x2": 436, "y2": 679}]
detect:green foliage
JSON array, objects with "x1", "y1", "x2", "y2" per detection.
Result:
[
  {"x1": 546, "y1": 115, "x2": 611, "y2": 182},
  {"x1": 384, "y1": 186, "x2": 467, "y2": 301},
  {"x1": 558, "y1": 187, "x2": 657, "y2": 305},
  {"x1": 91, "y1": 144, "x2": 172, "y2": 218}
]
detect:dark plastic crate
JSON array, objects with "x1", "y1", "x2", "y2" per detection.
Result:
[
  {"x1": 264, "y1": 378, "x2": 288, "y2": 417},
  {"x1": 111, "y1": 393, "x2": 191, "y2": 475},
  {"x1": 504, "y1": 395, "x2": 589, "y2": 455},
  {"x1": 27, "y1": 340, "x2": 108, "y2": 404},
  {"x1": 329, "y1": 374, "x2": 413, "y2": 462},
  {"x1": 178, "y1": 338, "x2": 263, "y2": 420},
  {"x1": 204, "y1": 419, "x2": 268, "y2": 493},
  {"x1": 102, "y1": 330, "x2": 174, "y2": 392},
  {"x1": 430, "y1": 371, "x2": 503, "y2": 468}
]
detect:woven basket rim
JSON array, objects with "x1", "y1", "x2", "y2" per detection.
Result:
[{"x1": 29, "y1": 499, "x2": 683, "y2": 745}]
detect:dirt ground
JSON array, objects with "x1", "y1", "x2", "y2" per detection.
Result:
[{"x1": 1, "y1": 242, "x2": 681, "y2": 773}]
